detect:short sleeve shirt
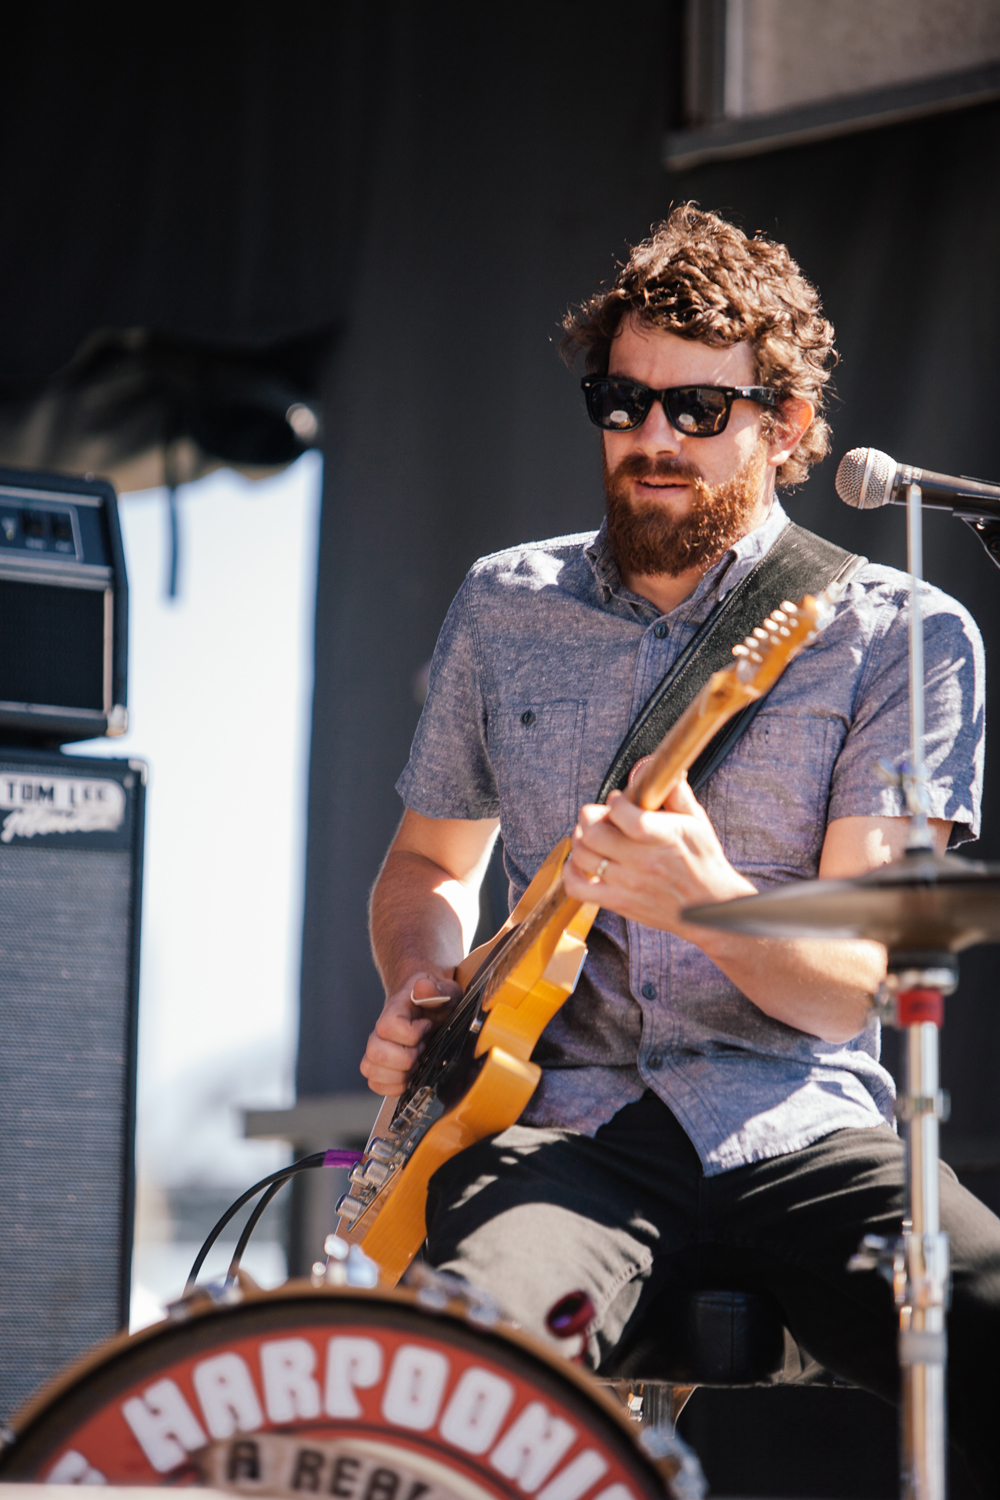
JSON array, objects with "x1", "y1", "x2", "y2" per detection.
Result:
[{"x1": 396, "y1": 500, "x2": 985, "y2": 1174}]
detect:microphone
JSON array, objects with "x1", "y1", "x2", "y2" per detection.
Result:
[{"x1": 835, "y1": 447, "x2": 1000, "y2": 517}]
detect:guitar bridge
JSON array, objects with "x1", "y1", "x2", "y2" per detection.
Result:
[{"x1": 336, "y1": 1087, "x2": 443, "y2": 1228}]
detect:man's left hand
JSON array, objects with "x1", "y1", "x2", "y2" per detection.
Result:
[{"x1": 563, "y1": 776, "x2": 756, "y2": 934}]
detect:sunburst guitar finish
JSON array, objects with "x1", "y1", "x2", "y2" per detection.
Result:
[{"x1": 337, "y1": 592, "x2": 833, "y2": 1283}]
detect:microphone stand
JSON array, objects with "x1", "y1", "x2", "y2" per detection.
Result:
[{"x1": 851, "y1": 482, "x2": 952, "y2": 1500}]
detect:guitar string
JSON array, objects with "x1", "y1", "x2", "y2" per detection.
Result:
[
  {"x1": 391, "y1": 613, "x2": 813, "y2": 1116},
  {"x1": 401, "y1": 869, "x2": 575, "y2": 1101}
]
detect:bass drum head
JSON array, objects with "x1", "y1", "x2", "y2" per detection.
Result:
[{"x1": 0, "y1": 1283, "x2": 666, "y2": 1500}]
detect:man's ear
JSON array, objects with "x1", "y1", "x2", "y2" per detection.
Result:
[{"x1": 766, "y1": 397, "x2": 814, "y2": 467}]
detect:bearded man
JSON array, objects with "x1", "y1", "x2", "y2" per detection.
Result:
[{"x1": 359, "y1": 207, "x2": 1000, "y2": 1490}]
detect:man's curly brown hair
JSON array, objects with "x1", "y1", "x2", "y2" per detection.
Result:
[{"x1": 561, "y1": 205, "x2": 836, "y2": 489}]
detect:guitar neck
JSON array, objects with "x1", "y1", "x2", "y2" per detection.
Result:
[
  {"x1": 484, "y1": 672, "x2": 755, "y2": 987},
  {"x1": 628, "y1": 669, "x2": 758, "y2": 811},
  {"x1": 477, "y1": 593, "x2": 826, "y2": 985}
]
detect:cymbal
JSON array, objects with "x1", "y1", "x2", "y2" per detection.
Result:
[{"x1": 683, "y1": 851, "x2": 1000, "y2": 950}]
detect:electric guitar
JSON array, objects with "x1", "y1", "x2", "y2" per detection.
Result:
[{"x1": 337, "y1": 590, "x2": 834, "y2": 1283}]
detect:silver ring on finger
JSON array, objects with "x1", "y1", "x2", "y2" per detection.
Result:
[{"x1": 594, "y1": 857, "x2": 610, "y2": 882}]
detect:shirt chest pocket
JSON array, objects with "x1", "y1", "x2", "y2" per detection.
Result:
[
  {"x1": 701, "y1": 711, "x2": 839, "y2": 879},
  {"x1": 489, "y1": 699, "x2": 587, "y2": 858}
]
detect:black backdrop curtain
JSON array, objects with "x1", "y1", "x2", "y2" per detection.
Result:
[
  {"x1": 0, "y1": 5, "x2": 386, "y2": 478},
  {"x1": 0, "y1": 6, "x2": 381, "y2": 374}
]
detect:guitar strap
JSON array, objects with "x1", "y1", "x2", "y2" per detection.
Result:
[{"x1": 595, "y1": 521, "x2": 866, "y2": 803}]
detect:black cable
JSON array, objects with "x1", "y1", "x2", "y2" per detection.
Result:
[
  {"x1": 226, "y1": 1177, "x2": 284, "y2": 1282},
  {"x1": 166, "y1": 486, "x2": 180, "y2": 599},
  {"x1": 184, "y1": 1151, "x2": 328, "y2": 1291}
]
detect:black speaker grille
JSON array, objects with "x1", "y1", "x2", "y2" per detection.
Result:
[
  {"x1": 0, "y1": 581, "x2": 106, "y2": 711},
  {"x1": 0, "y1": 844, "x2": 134, "y2": 1419}
]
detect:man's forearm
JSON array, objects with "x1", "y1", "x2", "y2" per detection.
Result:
[
  {"x1": 691, "y1": 926, "x2": 885, "y2": 1043},
  {"x1": 369, "y1": 848, "x2": 479, "y2": 994}
]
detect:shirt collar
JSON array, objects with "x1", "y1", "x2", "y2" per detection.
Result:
[{"x1": 584, "y1": 498, "x2": 790, "y2": 620}]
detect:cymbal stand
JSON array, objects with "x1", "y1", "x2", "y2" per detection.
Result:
[
  {"x1": 850, "y1": 483, "x2": 952, "y2": 1500},
  {"x1": 855, "y1": 954, "x2": 955, "y2": 1500}
]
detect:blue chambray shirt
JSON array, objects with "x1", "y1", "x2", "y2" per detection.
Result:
[{"x1": 396, "y1": 500, "x2": 985, "y2": 1174}]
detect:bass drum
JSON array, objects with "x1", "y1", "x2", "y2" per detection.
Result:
[{"x1": 0, "y1": 1281, "x2": 668, "y2": 1500}]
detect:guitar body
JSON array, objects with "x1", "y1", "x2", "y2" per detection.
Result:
[
  {"x1": 341, "y1": 1046, "x2": 541, "y2": 1283},
  {"x1": 338, "y1": 839, "x2": 599, "y2": 1285},
  {"x1": 336, "y1": 593, "x2": 830, "y2": 1286}
]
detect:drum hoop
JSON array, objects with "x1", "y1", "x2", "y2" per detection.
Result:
[{"x1": 4, "y1": 1276, "x2": 637, "y2": 1447}]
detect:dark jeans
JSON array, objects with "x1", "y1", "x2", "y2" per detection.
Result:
[{"x1": 425, "y1": 1092, "x2": 1000, "y2": 1495}]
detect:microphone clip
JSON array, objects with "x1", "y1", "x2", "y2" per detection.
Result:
[{"x1": 964, "y1": 515, "x2": 1000, "y2": 572}]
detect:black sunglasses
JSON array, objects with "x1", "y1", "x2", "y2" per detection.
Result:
[{"x1": 581, "y1": 376, "x2": 781, "y2": 436}]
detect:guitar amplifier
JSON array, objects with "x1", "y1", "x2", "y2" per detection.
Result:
[
  {"x1": 0, "y1": 467, "x2": 128, "y2": 745},
  {"x1": 0, "y1": 747, "x2": 144, "y2": 1421}
]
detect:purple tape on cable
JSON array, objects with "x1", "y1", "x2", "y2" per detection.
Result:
[{"x1": 324, "y1": 1148, "x2": 365, "y2": 1168}]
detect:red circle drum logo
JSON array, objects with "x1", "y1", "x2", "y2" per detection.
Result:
[{"x1": 37, "y1": 1319, "x2": 655, "y2": 1500}]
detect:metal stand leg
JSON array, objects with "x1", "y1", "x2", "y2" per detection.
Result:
[
  {"x1": 601, "y1": 1381, "x2": 695, "y2": 1429},
  {"x1": 898, "y1": 980, "x2": 951, "y2": 1500},
  {"x1": 852, "y1": 957, "x2": 955, "y2": 1500}
]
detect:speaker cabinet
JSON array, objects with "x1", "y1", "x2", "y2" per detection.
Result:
[
  {"x1": 0, "y1": 467, "x2": 127, "y2": 745},
  {"x1": 0, "y1": 748, "x2": 144, "y2": 1421}
]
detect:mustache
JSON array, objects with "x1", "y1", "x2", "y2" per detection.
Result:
[{"x1": 609, "y1": 452, "x2": 704, "y2": 488}]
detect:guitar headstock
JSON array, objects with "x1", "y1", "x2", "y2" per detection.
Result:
[{"x1": 729, "y1": 592, "x2": 827, "y2": 691}]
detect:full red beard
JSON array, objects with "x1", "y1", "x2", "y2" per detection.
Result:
[{"x1": 602, "y1": 443, "x2": 768, "y2": 579}]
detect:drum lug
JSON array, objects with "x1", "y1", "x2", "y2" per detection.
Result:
[
  {"x1": 312, "y1": 1233, "x2": 379, "y2": 1288},
  {"x1": 402, "y1": 1260, "x2": 502, "y2": 1328},
  {"x1": 165, "y1": 1274, "x2": 246, "y2": 1321}
]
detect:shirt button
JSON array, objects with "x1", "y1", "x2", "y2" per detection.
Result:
[
  {"x1": 648, "y1": 1052, "x2": 664, "y2": 1069},
  {"x1": 641, "y1": 982, "x2": 657, "y2": 1000},
  {"x1": 521, "y1": 710, "x2": 535, "y2": 726},
  {"x1": 654, "y1": 622, "x2": 668, "y2": 639}
]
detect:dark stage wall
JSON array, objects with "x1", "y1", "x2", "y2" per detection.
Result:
[{"x1": 0, "y1": 7, "x2": 382, "y2": 374}]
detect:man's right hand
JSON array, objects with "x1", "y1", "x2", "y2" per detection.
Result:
[{"x1": 360, "y1": 971, "x2": 462, "y2": 1096}]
